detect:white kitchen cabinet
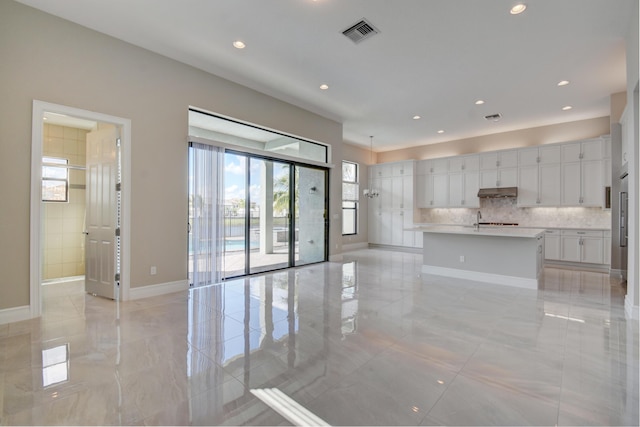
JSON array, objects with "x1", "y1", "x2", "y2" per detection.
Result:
[
  {"x1": 448, "y1": 172, "x2": 479, "y2": 207},
  {"x1": 544, "y1": 230, "x2": 561, "y2": 260},
  {"x1": 603, "y1": 231, "x2": 611, "y2": 265},
  {"x1": 560, "y1": 230, "x2": 604, "y2": 264},
  {"x1": 449, "y1": 154, "x2": 479, "y2": 172},
  {"x1": 539, "y1": 163, "x2": 562, "y2": 205},
  {"x1": 481, "y1": 167, "x2": 517, "y2": 188},
  {"x1": 518, "y1": 165, "x2": 538, "y2": 206},
  {"x1": 562, "y1": 139, "x2": 603, "y2": 162},
  {"x1": 369, "y1": 161, "x2": 418, "y2": 248},
  {"x1": 560, "y1": 138, "x2": 604, "y2": 207},
  {"x1": 480, "y1": 149, "x2": 518, "y2": 170}
]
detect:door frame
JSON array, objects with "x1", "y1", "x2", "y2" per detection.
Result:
[{"x1": 30, "y1": 100, "x2": 132, "y2": 318}]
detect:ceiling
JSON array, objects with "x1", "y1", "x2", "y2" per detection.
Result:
[{"x1": 17, "y1": 0, "x2": 635, "y2": 152}]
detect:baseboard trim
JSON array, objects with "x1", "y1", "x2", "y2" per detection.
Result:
[
  {"x1": 128, "y1": 280, "x2": 189, "y2": 300},
  {"x1": 422, "y1": 265, "x2": 539, "y2": 290},
  {"x1": 0, "y1": 305, "x2": 31, "y2": 325},
  {"x1": 625, "y1": 295, "x2": 639, "y2": 320},
  {"x1": 342, "y1": 242, "x2": 368, "y2": 252},
  {"x1": 328, "y1": 254, "x2": 344, "y2": 262}
]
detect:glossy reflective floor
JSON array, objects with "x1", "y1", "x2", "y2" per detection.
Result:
[{"x1": 1, "y1": 249, "x2": 638, "y2": 426}]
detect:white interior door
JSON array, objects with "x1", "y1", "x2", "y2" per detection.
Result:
[{"x1": 85, "y1": 127, "x2": 119, "y2": 299}]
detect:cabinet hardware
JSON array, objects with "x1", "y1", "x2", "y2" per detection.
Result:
[
  {"x1": 496, "y1": 160, "x2": 500, "y2": 167},
  {"x1": 577, "y1": 231, "x2": 586, "y2": 234},
  {"x1": 537, "y1": 157, "x2": 540, "y2": 163}
]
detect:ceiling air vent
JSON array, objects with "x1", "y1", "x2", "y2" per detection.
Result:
[
  {"x1": 484, "y1": 113, "x2": 502, "y2": 122},
  {"x1": 342, "y1": 19, "x2": 380, "y2": 44}
]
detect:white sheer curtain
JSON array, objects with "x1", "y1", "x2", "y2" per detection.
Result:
[{"x1": 188, "y1": 142, "x2": 224, "y2": 286}]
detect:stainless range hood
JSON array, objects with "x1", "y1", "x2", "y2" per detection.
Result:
[{"x1": 477, "y1": 187, "x2": 518, "y2": 198}]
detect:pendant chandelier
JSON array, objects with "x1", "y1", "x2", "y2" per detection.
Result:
[{"x1": 363, "y1": 135, "x2": 379, "y2": 198}]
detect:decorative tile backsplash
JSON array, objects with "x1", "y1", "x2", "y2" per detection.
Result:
[{"x1": 419, "y1": 198, "x2": 611, "y2": 229}]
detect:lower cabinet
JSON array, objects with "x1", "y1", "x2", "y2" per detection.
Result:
[
  {"x1": 369, "y1": 208, "x2": 420, "y2": 248},
  {"x1": 544, "y1": 229, "x2": 607, "y2": 265}
]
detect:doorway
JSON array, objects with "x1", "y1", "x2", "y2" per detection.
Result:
[{"x1": 30, "y1": 101, "x2": 131, "y2": 318}]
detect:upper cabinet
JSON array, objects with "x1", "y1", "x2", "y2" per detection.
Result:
[
  {"x1": 480, "y1": 149, "x2": 518, "y2": 188},
  {"x1": 560, "y1": 138, "x2": 604, "y2": 207},
  {"x1": 517, "y1": 145, "x2": 562, "y2": 207},
  {"x1": 382, "y1": 135, "x2": 609, "y2": 211}
]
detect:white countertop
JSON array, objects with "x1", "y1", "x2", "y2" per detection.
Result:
[{"x1": 408, "y1": 224, "x2": 546, "y2": 239}]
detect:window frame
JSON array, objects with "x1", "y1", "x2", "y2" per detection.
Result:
[{"x1": 342, "y1": 160, "x2": 359, "y2": 236}]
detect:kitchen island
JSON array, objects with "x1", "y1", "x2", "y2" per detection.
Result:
[{"x1": 412, "y1": 225, "x2": 546, "y2": 289}]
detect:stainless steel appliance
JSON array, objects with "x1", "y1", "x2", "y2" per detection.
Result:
[{"x1": 619, "y1": 172, "x2": 628, "y2": 281}]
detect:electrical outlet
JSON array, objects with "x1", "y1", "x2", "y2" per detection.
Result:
[
  {"x1": 459, "y1": 255, "x2": 465, "y2": 263},
  {"x1": 150, "y1": 266, "x2": 157, "y2": 275}
]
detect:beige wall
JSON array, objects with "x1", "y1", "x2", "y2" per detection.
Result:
[
  {"x1": 377, "y1": 116, "x2": 611, "y2": 163},
  {"x1": 42, "y1": 124, "x2": 88, "y2": 280},
  {"x1": 0, "y1": 1, "x2": 342, "y2": 310}
]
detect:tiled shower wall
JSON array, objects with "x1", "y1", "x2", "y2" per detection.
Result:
[
  {"x1": 419, "y1": 197, "x2": 611, "y2": 229},
  {"x1": 42, "y1": 124, "x2": 88, "y2": 280}
]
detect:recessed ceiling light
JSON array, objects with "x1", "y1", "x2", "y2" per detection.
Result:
[
  {"x1": 233, "y1": 40, "x2": 246, "y2": 49},
  {"x1": 557, "y1": 80, "x2": 570, "y2": 86},
  {"x1": 510, "y1": 4, "x2": 527, "y2": 14},
  {"x1": 319, "y1": 84, "x2": 329, "y2": 90},
  {"x1": 413, "y1": 115, "x2": 421, "y2": 120},
  {"x1": 562, "y1": 105, "x2": 573, "y2": 111},
  {"x1": 437, "y1": 130, "x2": 445, "y2": 134},
  {"x1": 475, "y1": 100, "x2": 485, "y2": 105}
]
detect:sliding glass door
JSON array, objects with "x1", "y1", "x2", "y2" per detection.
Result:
[
  {"x1": 218, "y1": 151, "x2": 327, "y2": 279},
  {"x1": 294, "y1": 165, "x2": 327, "y2": 266}
]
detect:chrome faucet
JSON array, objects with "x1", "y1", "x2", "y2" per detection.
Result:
[{"x1": 475, "y1": 211, "x2": 482, "y2": 231}]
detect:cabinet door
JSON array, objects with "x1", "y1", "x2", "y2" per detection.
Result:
[
  {"x1": 417, "y1": 160, "x2": 432, "y2": 175},
  {"x1": 544, "y1": 232, "x2": 561, "y2": 260},
  {"x1": 391, "y1": 211, "x2": 404, "y2": 246},
  {"x1": 539, "y1": 163, "x2": 561, "y2": 206},
  {"x1": 518, "y1": 165, "x2": 539, "y2": 205},
  {"x1": 448, "y1": 172, "x2": 464, "y2": 207},
  {"x1": 581, "y1": 237, "x2": 603, "y2": 264},
  {"x1": 581, "y1": 139, "x2": 603, "y2": 161},
  {"x1": 581, "y1": 160, "x2": 603, "y2": 206},
  {"x1": 603, "y1": 235, "x2": 611, "y2": 265},
  {"x1": 449, "y1": 157, "x2": 464, "y2": 172},
  {"x1": 498, "y1": 168, "x2": 517, "y2": 187},
  {"x1": 539, "y1": 145, "x2": 561, "y2": 164},
  {"x1": 378, "y1": 210, "x2": 392, "y2": 245},
  {"x1": 415, "y1": 174, "x2": 431, "y2": 208},
  {"x1": 368, "y1": 209, "x2": 380, "y2": 244},
  {"x1": 432, "y1": 158, "x2": 449, "y2": 174},
  {"x1": 562, "y1": 142, "x2": 582, "y2": 162},
  {"x1": 391, "y1": 176, "x2": 403, "y2": 209},
  {"x1": 464, "y1": 155, "x2": 480, "y2": 171},
  {"x1": 480, "y1": 170, "x2": 498, "y2": 188},
  {"x1": 499, "y1": 150, "x2": 518, "y2": 168},
  {"x1": 561, "y1": 235, "x2": 581, "y2": 262},
  {"x1": 402, "y1": 210, "x2": 415, "y2": 247},
  {"x1": 432, "y1": 173, "x2": 449, "y2": 207},
  {"x1": 463, "y1": 172, "x2": 480, "y2": 207},
  {"x1": 519, "y1": 147, "x2": 539, "y2": 167},
  {"x1": 561, "y1": 162, "x2": 581, "y2": 205},
  {"x1": 480, "y1": 153, "x2": 498, "y2": 170},
  {"x1": 379, "y1": 176, "x2": 393, "y2": 209},
  {"x1": 402, "y1": 175, "x2": 414, "y2": 210}
]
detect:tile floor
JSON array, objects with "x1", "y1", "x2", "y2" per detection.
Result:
[{"x1": 0, "y1": 249, "x2": 638, "y2": 425}]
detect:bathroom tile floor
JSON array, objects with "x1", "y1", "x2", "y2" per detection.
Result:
[{"x1": 0, "y1": 249, "x2": 638, "y2": 425}]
